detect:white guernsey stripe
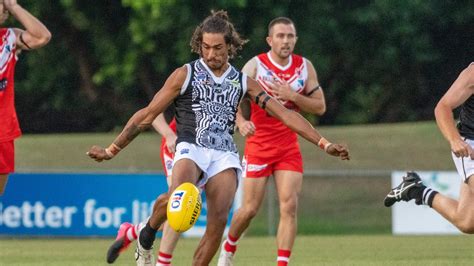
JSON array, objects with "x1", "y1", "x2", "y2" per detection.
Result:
[{"x1": 180, "y1": 64, "x2": 191, "y2": 95}]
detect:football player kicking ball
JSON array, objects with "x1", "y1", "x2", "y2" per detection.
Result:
[
  {"x1": 88, "y1": 10, "x2": 349, "y2": 266},
  {"x1": 219, "y1": 17, "x2": 327, "y2": 266},
  {"x1": 385, "y1": 63, "x2": 474, "y2": 234},
  {"x1": 106, "y1": 113, "x2": 181, "y2": 266}
]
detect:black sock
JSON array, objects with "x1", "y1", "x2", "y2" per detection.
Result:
[
  {"x1": 139, "y1": 221, "x2": 157, "y2": 250},
  {"x1": 422, "y1": 188, "x2": 438, "y2": 208}
]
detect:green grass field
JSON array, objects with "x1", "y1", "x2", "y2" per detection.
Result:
[
  {"x1": 15, "y1": 121, "x2": 452, "y2": 173},
  {"x1": 4, "y1": 121, "x2": 468, "y2": 265},
  {"x1": 1, "y1": 235, "x2": 472, "y2": 265}
]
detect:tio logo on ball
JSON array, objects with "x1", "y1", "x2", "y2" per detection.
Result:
[{"x1": 169, "y1": 191, "x2": 186, "y2": 212}]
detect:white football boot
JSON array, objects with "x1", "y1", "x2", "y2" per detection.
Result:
[
  {"x1": 135, "y1": 233, "x2": 155, "y2": 266},
  {"x1": 217, "y1": 241, "x2": 234, "y2": 266}
]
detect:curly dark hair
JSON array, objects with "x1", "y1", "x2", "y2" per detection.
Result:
[{"x1": 190, "y1": 10, "x2": 248, "y2": 59}]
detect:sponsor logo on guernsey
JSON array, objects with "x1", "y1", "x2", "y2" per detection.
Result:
[
  {"x1": 247, "y1": 163, "x2": 268, "y2": 172},
  {"x1": 169, "y1": 190, "x2": 186, "y2": 212},
  {"x1": 180, "y1": 149, "x2": 189, "y2": 155},
  {"x1": 195, "y1": 71, "x2": 212, "y2": 85},
  {"x1": 298, "y1": 79, "x2": 304, "y2": 87},
  {"x1": 278, "y1": 73, "x2": 291, "y2": 79}
]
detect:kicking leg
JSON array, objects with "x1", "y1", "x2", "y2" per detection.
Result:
[
  {"x1": 193, "y1": 168, "x2": 238, "y2": 266},
  {"x1": 137, "y1": 159, "x2": 201, "y2": 265}
]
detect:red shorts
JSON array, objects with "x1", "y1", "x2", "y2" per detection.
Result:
[
  {"x1": 0, "y1": 140, "x2": 14, "y2": 174},
  {"x1": 242, "y1": 148, "x2": 303, "y2": 178}
]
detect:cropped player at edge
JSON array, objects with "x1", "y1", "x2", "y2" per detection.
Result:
[
  {"x1": 87, "y1": 10, "x2": 349, "y2": 266},
  {"x1": 384, "y1": 63, "x2": 474, "y2": 234},
  {"x1": 0, "y1": 0, "x2": 51, "y2": 196}
]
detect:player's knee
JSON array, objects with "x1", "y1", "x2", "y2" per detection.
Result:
[
  {"x1": 208, "y1": 213, "x2": 229, "y2": 230},
  {"x1": 157, "y1": 193, "x2": 169, "y2": 205},
  {"x1": 153, "y1": 192, "x2": 169, "y2": 213},
  {"x1": 279, "y1": 199, "x2": 298, "y2": 218}
]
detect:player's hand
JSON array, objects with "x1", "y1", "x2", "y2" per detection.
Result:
[
  {"x1": 325, "y1": 143, "x2": 350, "y2": 160},
  {"x1": 450, "y1": 138, "x2": 474, "y2": 159},
  {"x1": 237, "y1": 120, "x2": 256, "y2": 137},
  {"x1": 165, "y1": 134, "x2": 177, "y2": 154},
  {"x1": 86, "y1": 145, "x2": 112, "y2": 162},
  {"x1": 3, "y1": 0, "x2": 19, "y2": 10},
  {"x1": 267, "y1": 80, "x2": 296, "y2": 102}
]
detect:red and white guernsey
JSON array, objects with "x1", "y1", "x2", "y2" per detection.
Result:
[
  {"x1": 160, "y1": 118, "x2": 177, "y2": 177},
  {"x1": 0, "y1": 28, "x2": 20, "y2": 143},
  {"x1": 245, "y1": 52, "x2": 308, "y2": 157}
]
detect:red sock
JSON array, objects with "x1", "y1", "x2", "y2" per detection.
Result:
[
  {"x1": 224, "y1": 234, "x2": 239, "y2": 254},
  {"x1": 156, "y1": 251, "x2": 172, "y2": 265},
  {"x1": 277, "y1": 249, "x2": 291, "y2": 266},
  {"x1": 126, "y1": 225, "x2": 138, "y2": 241}
]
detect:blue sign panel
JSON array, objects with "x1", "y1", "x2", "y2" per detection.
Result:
[{"x1": 0, "y1": 173, "x2": 220, "y2": 237}]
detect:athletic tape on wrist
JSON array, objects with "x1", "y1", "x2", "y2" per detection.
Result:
[
  {"x1": 105, "y1": 143, "x2": 122, "y2": 158},
  {"x1": 105, "y1": 148, "x2": 115, "y2": 158},
  {"x1": 318, "y1": 137, "x2": 332, "y2": 152}
]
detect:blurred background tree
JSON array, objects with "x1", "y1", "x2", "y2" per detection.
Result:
[{"x1": 10, "y1": 0, "x2": 474, "y2": 132}]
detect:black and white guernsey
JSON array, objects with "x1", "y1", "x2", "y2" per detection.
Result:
[
  {"x1": 458, "y1": 62, "x2": 474, "y2": 140},
  {"x1": 174, "y1": 59, "x2": 247, "y2": 153}
]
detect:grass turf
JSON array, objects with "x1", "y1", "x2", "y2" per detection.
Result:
[{"x1": 0, "y1": 235, "x2": 472, "y2": 265}]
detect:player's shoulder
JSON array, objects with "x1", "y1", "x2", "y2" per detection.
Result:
[
  {"x1": 175, "y1": 64, "x2": 190, "y2": 77},
  {"x1": 242, "y1": 57, "x2": 258, "y2": 78},
  {"x1": 467, "y1": 62, "x2": 474, "y2": 71},
  {"x1": 466, "y1": 63, "x2": 474, "y2": 84},
  {"x1": 463, "y1": 62, "x2": 474, "y2": 78}
]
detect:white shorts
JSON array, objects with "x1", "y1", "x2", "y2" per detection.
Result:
[
  {"x1": 451, "y1": 138, "x2": 474, "y2": 183},
  {"x1": 173, "y1": 142, "x2": 242, "y2": 188}
]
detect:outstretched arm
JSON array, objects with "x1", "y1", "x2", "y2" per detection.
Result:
[
  {"x1": 87, "y1": 66, "x2": 187, "y2": 162},
  {"x1": 4, "y1": 0, "x2": 51, "y2": 50},
  {"x1": 435, "y1": 63, "x2": 474, "y2": 158},
  {"x1": 246, "y1": 76, "x2": 349, "y2": 160}
]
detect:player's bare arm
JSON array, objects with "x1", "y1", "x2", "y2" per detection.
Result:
[
  {"x1": 246, "y1": 76, "x2": 349, "y2": 160},
  {"x1": 2, "y1": 0, "x2": 51, "y2": 50},
  {"x1": 236, "y1": 97, "x2": 255, "y2": 137},
  {"x1": 152, "y1": 113, "x2": 177, "y2": 153},
  {"x1": 235, "y1": 58, "x2": 257, "y2": 137},
  {"x1": 87, "y1": 66, "x2": 187, "y2": 162},
  {"x1": 435, "y1": 64, "x2": 474, "y2": 158},
  {"x1": 298, "y1": 59, "x2": 326, "y2": 115}
]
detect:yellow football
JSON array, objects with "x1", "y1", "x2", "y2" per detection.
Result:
[{"x1": 166, "y1": 182, "x2": 202, "y2": 233}]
